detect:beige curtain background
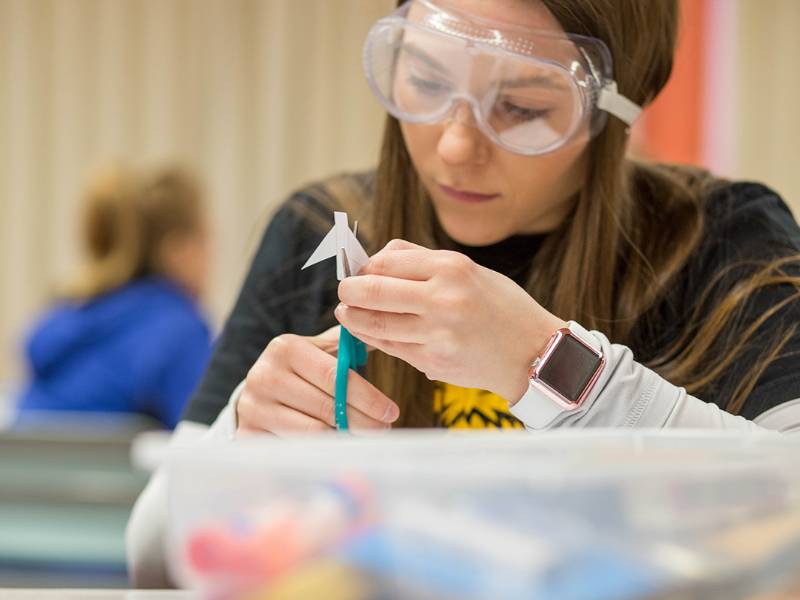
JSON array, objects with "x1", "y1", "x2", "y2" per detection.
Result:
[
  {"x1": 0, "y1": 0, "x2": 394, "y2": 384},
  {"x1": 0, "y1": 0, "x2": 798, "y2": 385},
  {"x1": 735, "y1": 0, "x2": 800, "y2": 201}
]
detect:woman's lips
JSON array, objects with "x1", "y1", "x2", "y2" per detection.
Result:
[{"x1": 437, "y1": 183, "x2": 500, "y2": 204}]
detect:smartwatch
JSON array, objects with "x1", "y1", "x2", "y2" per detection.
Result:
[{"x1": 509, "y1": 321, "x2": 605, "y2": 429}]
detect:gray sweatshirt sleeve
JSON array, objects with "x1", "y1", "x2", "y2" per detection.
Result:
[{"x1": 527, "y1": 327, "x2": 800, "y2": 434}]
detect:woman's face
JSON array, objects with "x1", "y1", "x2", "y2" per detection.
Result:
[{"x1": 400, "y1": 0, "x2": 590, "y2": 246}]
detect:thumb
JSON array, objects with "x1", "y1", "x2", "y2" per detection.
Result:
[
  {"x1": 311, "y1": 325, "x2": 340, "y2": 355},
  {"x1": 312, "y1": 325, "x2": 379, "y2": 356}
]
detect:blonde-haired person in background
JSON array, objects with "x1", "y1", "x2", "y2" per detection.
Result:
[{"x1": 16, "y1": 164, "x2": 212, "y2": 429}]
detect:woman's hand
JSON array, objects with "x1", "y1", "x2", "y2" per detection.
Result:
[
  {"x1": 335, "y1": 240, "x2": 566, "y2": 403},
  {"x1": 237, "y1": 325, "x2": 399, "y2": 435}
]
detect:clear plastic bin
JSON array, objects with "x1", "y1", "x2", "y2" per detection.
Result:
[{"x1": 157, "y1": 430, "x2": 800, "y2": 599}]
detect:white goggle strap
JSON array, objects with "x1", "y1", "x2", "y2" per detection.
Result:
[{"x1": 597, "y1": 80, "x2": 642, "y2": 126}]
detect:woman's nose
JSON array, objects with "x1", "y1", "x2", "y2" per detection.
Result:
[{"x1": 436, "y1": 102, "x2": 490, "y2": 166}]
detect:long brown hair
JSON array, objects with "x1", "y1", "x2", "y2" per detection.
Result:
[
  {"x1": 327, "y1": 0, "x2": 799, "y2": 424},
  {"x1": 64, "y1": 164, "x2": 205, "y2": 301}
]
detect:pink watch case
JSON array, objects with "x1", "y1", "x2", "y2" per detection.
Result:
[{"x1": 527, "y1": 326, "x2": 605, "y2": 410}]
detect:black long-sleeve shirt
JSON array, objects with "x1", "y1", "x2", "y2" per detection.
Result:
[{"x1": 183, "y1": 171, "x2": 800, "y2": 425}]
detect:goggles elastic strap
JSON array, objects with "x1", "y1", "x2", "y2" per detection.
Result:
[{"x1": 597, "y1": 81, "x2": 642, "y2": 126}]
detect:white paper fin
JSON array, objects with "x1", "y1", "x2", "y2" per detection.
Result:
[
  {"x1": 301, "y1": 226, "x2": 337, "y2": 270},
  {"x1": 301, "y1": 211, "x2": 370, "y2": 280},
  {"x1": 344, "y1": 227, "x2": 369, "y2": 276}
]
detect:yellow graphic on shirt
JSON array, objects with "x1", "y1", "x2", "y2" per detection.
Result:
[{"x1": 433, "y1": 383, "x2": 523, "y2": 429}]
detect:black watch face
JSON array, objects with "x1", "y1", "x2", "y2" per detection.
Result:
[{"x1": 538, "y1": 335, "x2": 601, "y2": 403}]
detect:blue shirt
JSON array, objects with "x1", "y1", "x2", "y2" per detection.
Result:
[{"x1": 17, "y1": 277, "x2": 212, "y2": 428}]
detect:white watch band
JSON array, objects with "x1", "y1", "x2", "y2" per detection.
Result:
[{"x1": 509, "y1": 321, "x2": 602, "y2": 430}]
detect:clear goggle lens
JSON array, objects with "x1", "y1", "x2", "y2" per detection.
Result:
[{"x1": 365, "y1": 20, "x2": 589, "y2": 155}]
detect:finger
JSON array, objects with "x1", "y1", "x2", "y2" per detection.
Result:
[
  {"x1": 345, "y1": 403, "x2": 395, "y2": 431},
  {"x1": 335, "y1": 304, "x2": 426, "y2": 344},
  {"x1": 383, "y1": 239, "x2": 427, "y2": 251},
  {"x1": 262, "y1": 404, "x2": 388, "y2": 434},
  {"x1": 238, "y1": 392, "x2": 333, "y2": 435},
  {"x1": 338, "y1": 274, "x2": 427, "y2": 313},
  {"x1": 265, "y1": 405, "x2": 333, "y2": 435},
  {"x1": 360, "y1": 248, "x2": 438, "y2": 280},
  {"x1": 352, "y1": 330, "x2": 423, "y2": 369},
  {"x1": 315, "y1": 324, "x2": 340, "y2": 344},
  {"x1": 311, "y1": 325, "x2": 341, "y2": 355},
  {"x1": 275, "y1": 367, "x2": 390, "y2": 430},
  {"x1": 287, "y1": 341, "x2": 400, "y2": 423},
  {"x1": 310, "y1": 325, "x2": 379, "y2": 355}
]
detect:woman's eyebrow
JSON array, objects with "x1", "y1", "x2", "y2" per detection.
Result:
[
  {"x1": 498, "y1": 74, "x2": 569, "y2": 91},
  {"x1": 401, "y1": 42, "x2": 448, "y2": 73},
  {"x1": 402, "y1": 42, "x2": 567, "y2": 91},
  {"x1": 402, "y1": 40, "x2": 569, "y2": 93}
]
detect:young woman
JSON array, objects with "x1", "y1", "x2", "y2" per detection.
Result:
[
  {"x1": 17, "y1": 165, "x2": 212, "y2": 429},
  {"x1": 128, "y1": 0, "x2": 800, "y2": 585},
  {"x1": 182, "y1": 0, "x2": 800, "y2": 434}
]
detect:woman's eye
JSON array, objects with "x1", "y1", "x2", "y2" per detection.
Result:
[
  {"x1": 496, "y1": 100, "x2": 550, "y2": 121},
  {"x1": 407, "y1": 75, "x2": 451, "y2": 96}
]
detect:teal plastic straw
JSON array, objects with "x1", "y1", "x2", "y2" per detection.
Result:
[{"x1": 335, "y1": 326, "x2": 368, "y2": 430}]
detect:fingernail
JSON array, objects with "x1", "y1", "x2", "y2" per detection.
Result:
[{"x1": 383, "y1": 402, "x2": 400, "y2": 423}]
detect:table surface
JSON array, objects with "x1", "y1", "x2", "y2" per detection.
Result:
[
  {"x1": 2, "y1": 588, "x2": 799, "y2": 600},
  {"x1": 0, "y1": 591, "x2": 197, "y2": 600}
]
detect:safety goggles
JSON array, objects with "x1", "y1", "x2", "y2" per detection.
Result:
[{"x1": 363, "y1": 0, "x2": 642, "y2": 155}]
